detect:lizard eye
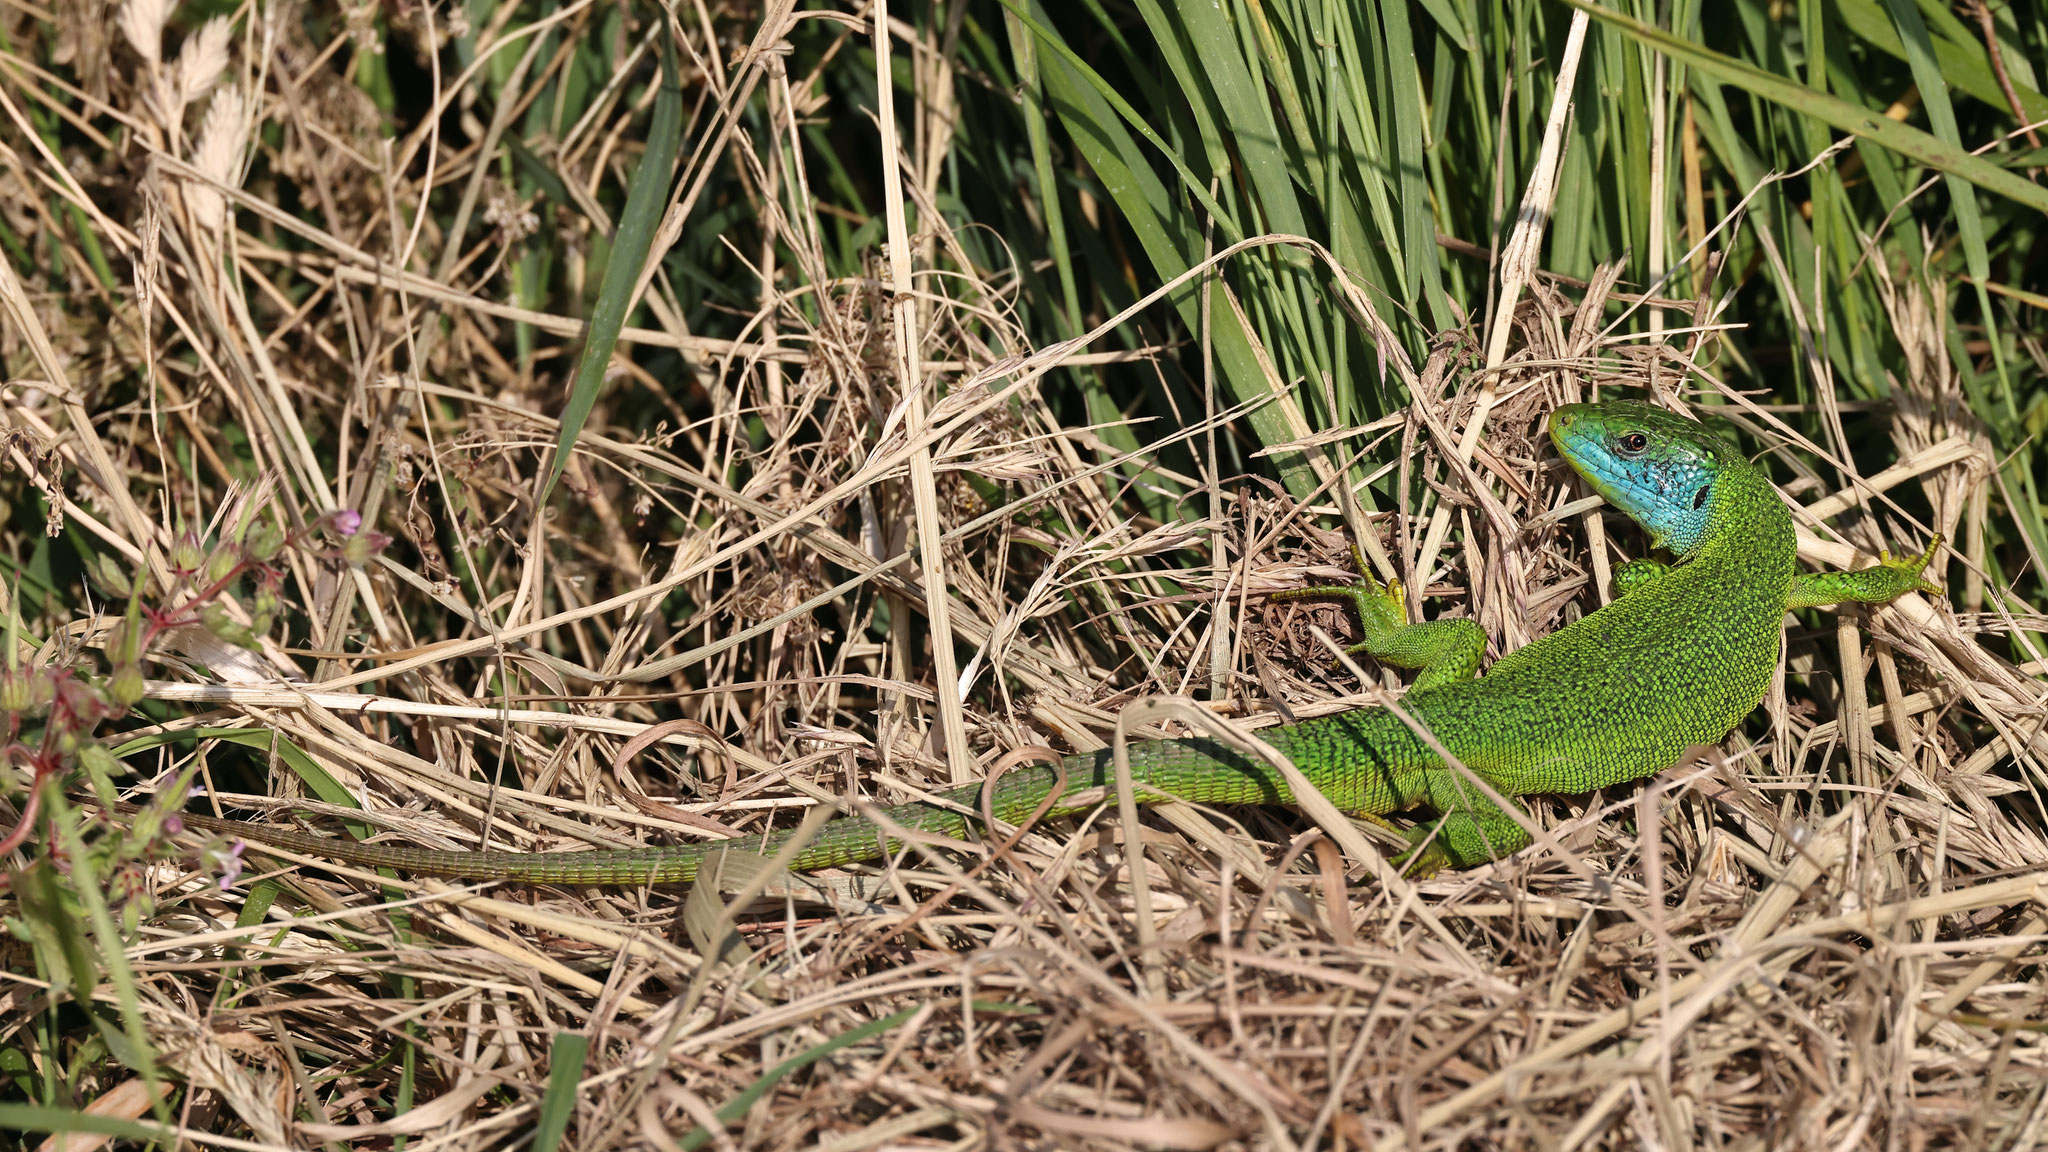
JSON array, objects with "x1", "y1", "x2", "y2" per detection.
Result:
[{"x1": 1617, "y1": 431, "x2": 1649, "y2": 456}]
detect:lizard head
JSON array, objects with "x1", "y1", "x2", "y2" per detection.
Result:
[{"x1": 1548, "y1": 401, "x2": 1746, "y2": 556}]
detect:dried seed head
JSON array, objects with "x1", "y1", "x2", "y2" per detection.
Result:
[
  {"x1": 118, "y1": 0, "x2": 172, "y2": 68},
  {"x1": 175, "y1": 16, "x2": 233, "y2": 109},
  {"x1": 186, "y1": 85, "x2": 247, "y2": 234}
]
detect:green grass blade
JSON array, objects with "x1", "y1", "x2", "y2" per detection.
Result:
[
  {"x1": 541, "y1": 34, "x2": 684, "y2": 504},
  {"x1": 1878, "y1": 0, "x2": 2016, "y2": 431},
  {"x1": 1562, "y1": 0, "x2": 2048, "y2": 214},
  {"x1": 43, "y1": 789, "x2": 166, "y2": 1124},
  {"x1": 675, "y1": 1006, "x2": 926, "y2": 1152},
  {"x1": 1003, "y1": 0, "x2": 1238, "y2": 237},
  {"x1": 535, "y1": 1032, "x2": 589, "y2": 1152},
  {"x1": 1373, "y1": 0, "x2": 1452, "y2": 326},
  {"x1": 1151, "y1": 0, "x2": 1304, "y2": 238},
  {"x1": 0, "y1": 1104, "x2": 172, "y2": 1145},
  {"x1": 1835, "y1": 0, "x2": 2048, "y2": 123},
  {"x1": 1004, "y1": 10, "x2": 1081, "y2": 335},
  {"x1": 1025, "y1": 2, "x2": 1316, "y2": 494},
  {"x1": 113, "y1": 726, "x2": 375, "y2": 840}
]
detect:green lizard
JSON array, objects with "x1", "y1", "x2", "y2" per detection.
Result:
[{"x1": 132, "y1": 401, "x2": 1941, "y2": 882}]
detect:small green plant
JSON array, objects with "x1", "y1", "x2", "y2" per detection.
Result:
[
  {"x1": 0, "y1": 508, "x2": 388, "y2": 863},
  {"x1": 0, "y1": 505, "x2": 374, "y2": 1106}
]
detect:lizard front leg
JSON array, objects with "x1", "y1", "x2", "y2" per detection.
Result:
[
  {"x1": 1613, "y1": 556, "x2": 1672, "y2": 598},
  {"x1": 1274, "y1": 548, "x2": 1488, "y2": 693},
  {"x1": 1786, "y1": 534, "x2": 1943, "y2": 609}
]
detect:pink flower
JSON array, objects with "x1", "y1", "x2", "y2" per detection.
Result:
[
  {"x1": 215, "y1": 839, "x2": 246, "y2": 891},
  {"x1": 330, "y1": 509, "x2": 363, "y2": 536}
]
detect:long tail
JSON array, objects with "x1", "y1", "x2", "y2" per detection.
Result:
[
  {"x1": 101, "y1": 756, "x2": 1141, "y2": 884},
  {"x1": 110, "y1": 721, "x2": 1391, "y2": 884}
]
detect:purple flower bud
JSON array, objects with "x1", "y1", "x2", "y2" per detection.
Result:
[{"x1": 331, "y1": 509, "x2": 363, "y2": 536}]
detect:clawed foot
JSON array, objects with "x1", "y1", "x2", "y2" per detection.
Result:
[
  {"x1": 1390, "y1": 838, "x2": 1448, "y2": 879},
  {"x1": 1271, "y1": 546, "x2": 1407, "y2": 645},
  {"x1": 1355, "y1": 811, "x2": 1448, "y2": 878},
  {"x1": 1272, "y1": 543, "x2": 1487, "y2": 689},
  {"x1": 1876, "y1": 532, "x2": 1945, "y2": 596},
  {"x1": 1787, "y1": 532, "x2": 1949, "y2": 610}
]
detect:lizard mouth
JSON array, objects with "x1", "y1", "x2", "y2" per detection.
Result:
[
  {"x1": 1546, "y1": 405, "x2": 1614, "y2": 479},
  {"x1": 1547, "y1": 404, "x2": 1666, "y2": 532}
]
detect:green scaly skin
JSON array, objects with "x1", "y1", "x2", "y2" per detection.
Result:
[{"x1": 142, "y1": 402, "x2": 1943, "y2": 882}]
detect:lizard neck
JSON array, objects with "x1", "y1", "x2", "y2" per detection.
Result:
[{"x1": 1684, "y1": 460, "x2": 1797, "y2": 603}]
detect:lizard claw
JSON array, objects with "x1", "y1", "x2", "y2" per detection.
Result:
[
  {"x1": 1884, "y1": 532, "x2": 1945, "y2": 595},
  {"x1": 1271, "y1": 547, "x2": 1409, "y2": 644}
]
